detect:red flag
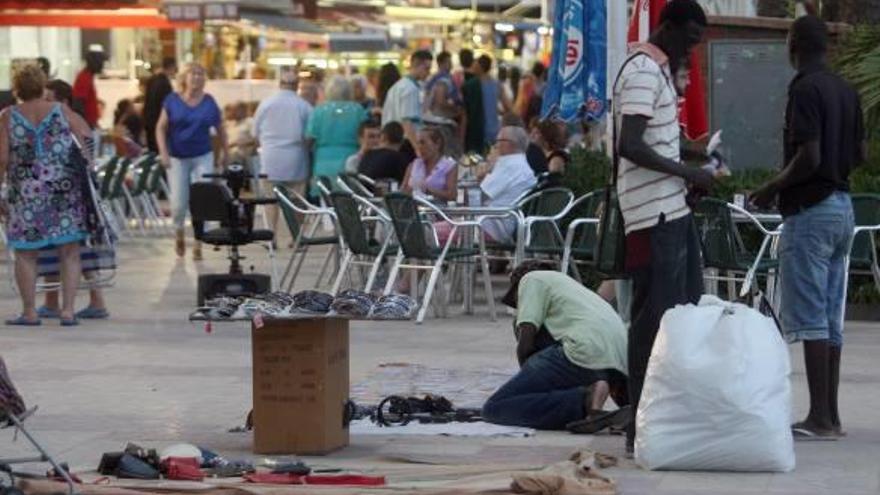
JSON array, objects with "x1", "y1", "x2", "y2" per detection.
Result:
[{"x1": 626, "y1": 0, "x2": 709, "y2": 141}]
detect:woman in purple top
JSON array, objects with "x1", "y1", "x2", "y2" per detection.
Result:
[
  {"x1": 402, "y1": 127, "x2": 457, "y2": 202},
  {"x1": 155, "y1": 62, "x2": 229, "y2": 260}
]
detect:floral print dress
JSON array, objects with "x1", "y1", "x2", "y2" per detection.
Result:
[{"x1": 5, "y1": 104, "x2": 88, "y2": 250}]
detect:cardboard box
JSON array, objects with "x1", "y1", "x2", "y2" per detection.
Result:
[{"x1": 251, "y1": 317, "x2": 349, "y2": 455}]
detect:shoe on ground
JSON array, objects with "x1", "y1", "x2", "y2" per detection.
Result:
[
  {"x1": 75, "y1": 306, "x2": 110, "y2": 319},
  {"x1": 37, "y1": 306, "x2": 61, "y2": 319}
]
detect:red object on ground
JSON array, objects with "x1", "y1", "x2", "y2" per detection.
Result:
[
  {"x1": 244, "y1": 473, "x2": 303, "y2": 485},
  {"x1": 162, "y1": 457, "x2": 204, "y2": 481},
  {"x1": 627, "y1": 0, "x2": 709, "y2": 141},
  {"x1": 244, "y1": 473, "x2": 386, "y2": 486},
  {"x1": 305, "y1": 475, "x2": 386, "y2": 486}
]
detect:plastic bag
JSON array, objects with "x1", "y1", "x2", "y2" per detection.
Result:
[{"x1": 635, "y1": 295, "x2": 795, "y2": 472}]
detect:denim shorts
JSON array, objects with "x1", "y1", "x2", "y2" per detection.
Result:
[{"x1": 779, "y1": 191, "x2": 854, "y2": 347}]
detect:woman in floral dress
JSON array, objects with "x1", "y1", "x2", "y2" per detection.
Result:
[{"x1": 0, "y1": 64, "x2": 92, "y2": 326}]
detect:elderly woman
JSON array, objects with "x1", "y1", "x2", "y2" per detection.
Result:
[
  {"x1": 156, "y1": 62, "x2": 229, "y2": 260},
  {"x1": 305, "y1": 76, "x2": 367, "y2": 195},
  {"x1": 0, "y1": 64, "x2": 92, "y2": 326},
  {"x1": 402, "y1": 127, "x2": 458, "y2": 202},
  {"x1": 351, "y1": 74, "x2": 376, "y2": 112}
]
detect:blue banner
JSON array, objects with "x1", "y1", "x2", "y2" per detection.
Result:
[{"x1": 541, "y1": 0, "x2": 607, "y2": 122}]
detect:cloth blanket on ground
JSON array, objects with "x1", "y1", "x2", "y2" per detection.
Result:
[{"x1": 349, "y1": 418, "x2": 533, "y2": 437}]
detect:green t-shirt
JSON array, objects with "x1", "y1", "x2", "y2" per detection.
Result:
[{"x1": 516, "y1": 271, "x2": 628, "y2": 374}]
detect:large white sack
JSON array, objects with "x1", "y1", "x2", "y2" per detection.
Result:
[{"x1": 635, "y1": 295, "x2": 795, "y2": 472}]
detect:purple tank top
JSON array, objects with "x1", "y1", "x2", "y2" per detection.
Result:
[{"x1": 408, "y1": 156, "x2": 456, "y2": 193}]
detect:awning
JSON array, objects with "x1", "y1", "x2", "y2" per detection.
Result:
[
  {"x1": 328, "y1": 33, "x2": 389, "y2": 52},
  {"x1": 238, "y1": 9, "x2": 324, "y2": 34},
  {"x1": 0, "y1": 8, "x2": 197, "y2": 28},
  {"x1": 0, "y1": 0, "x2": 144, "y2": 8}
]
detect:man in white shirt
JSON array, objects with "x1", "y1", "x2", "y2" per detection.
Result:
[
  {"x1": 252, "y1": 69, "x2": 313, "y2": 234},
  {"x1": 382, "y1": 50, "x2": 433, "y2": 146},
  {"x1": 479, "y1": 126, "x2": 537, "y2": 243}
]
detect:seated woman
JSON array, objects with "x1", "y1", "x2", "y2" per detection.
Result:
[
  {"x1": 530, "y1": 119, "x2": 570, "y2": 189},
  {"x1": 401, "y1": 127, "x2": 457, "y2": 202}
]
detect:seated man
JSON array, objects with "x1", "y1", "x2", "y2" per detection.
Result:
[
  {"x1": 479, "y1": 126, "x2": 537, "y2": 244},
  {"x1": 344, "y1": 119, "x2": 381, "y2": 174},
  {"x1": 482, "y1": 262, "x2": 630, "y2": 431},
  {"x1": 359, "y1": 121, "x2": 415, "y2": 183}
]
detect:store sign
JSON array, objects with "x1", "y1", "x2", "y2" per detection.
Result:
[
  {"x1": 164, "y1": 1, "x2": 239, "y2": 22},
  {"x1": 290, "y1": 0, "x2": 317, "y2": 19}
]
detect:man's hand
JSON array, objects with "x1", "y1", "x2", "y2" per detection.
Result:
[
  {"x1": 685, "y1": 166, "x2": 717, "y2": 191},
  {"x1": 750, "y1": 182, "x2": 778, "y2": 210},
  {"x1": 160, "y1": 152, "x2": 171, "y2": 169}
]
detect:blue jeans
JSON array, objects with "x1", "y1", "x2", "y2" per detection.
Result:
[
  {"x1": 168, "y1": 152, "x2": 214, "y2": 229},
  {"x1": 482, "y1": 345, "x2": 606, "y2": 430},
  {"x1": 779, "y1": 191, "x2": 854, "y2": 347}
]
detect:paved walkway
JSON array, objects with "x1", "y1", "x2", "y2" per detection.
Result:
[{"x1": 1, "y1": 238, "x2": 879, "y2": 494}]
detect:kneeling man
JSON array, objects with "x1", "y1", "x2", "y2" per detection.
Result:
[{"x1": 483, "y1": 262, "x2": 629, "y2": 430}]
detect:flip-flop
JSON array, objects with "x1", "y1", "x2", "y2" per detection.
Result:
[
  {"x1": 567, "y1": 406, "x2": 633, "y2": 435},
  {"x1": 37, "y1": 306, "x2": 61, "y2": 319},
  {"x1": 75, "y1": 306, "x2": 109, "y2": 319},
  {"x1": 5, "y1": 316, "x2": 42, "y2": 326},
  {"x1": 792, "y1": 422, "x2": 838, "y2": 441},
  {"x1": 60, "y1": 318, "x2": 79, "y2": 327}
]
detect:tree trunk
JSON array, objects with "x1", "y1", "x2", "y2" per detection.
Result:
[{"x1": 757, "y1": 0, "x2": 790, "y2": 17}]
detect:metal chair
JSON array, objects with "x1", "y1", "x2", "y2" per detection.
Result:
[
  {"x1": 694, "y1": 198, "x2": 781, "y2": 300},
  {"x1": 560, "y1": 189, "x2": 604, "y2": 278},
  {"x1": 337, "y1": 173, "x2": 377, "y2": 199},
  {"x1": 126, "y1": 153, "x2": 163, "y2": 234},
  {"x1": 848, "y1": 194, "x2": 880, "y2": 292},
  {"x1": 1, "y1": 356, "x2": 78, "y2": 495},
  {"x1": 328, "y1": 191, "x2": 397, "y2": 294},
  {"x1": 520, "y1": 187, "x2": 575, "y2": 263},
  {"x1": 383, "y1": 192, "x2": 497, "y2": 324},
  {"x1": 274, "y1": 185, "x2": 339, "y2": 291}
]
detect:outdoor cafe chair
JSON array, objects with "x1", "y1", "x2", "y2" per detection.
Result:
[
  {"x1": 0, "y1": 356, "x2": 78, "y2": 495},
  {"x1": 519, "y1": 187, "x2": 575, "y2": 262},
  {"x1": 484, "y1": 187, "x2": 574, "y2": 267},
  {"x1": 560, "y1": 189, "x2": 604, "y2": 279},
  {"x1": 848, "y1": 194, "x2": 880, "y2": 293},
  {"x1": 274, "y1": 185, "x2": 340, "y2": 292},
  {"x1": 329, "y1": 191, "x2": 397, "y2": 294},
  {"x1": 97, "y1": 155, "x2": 131, "y2": 239},
  {"x1": 109, "y1": 153, "x2": 151, "y2": 237},
  {"x1": 126, "y1": 153, "x2": 166, "y2": 235},
  {"x1": 694, "y1": 198, "x2": 781, "y2": 300},
  {"x1": 383, "y1": 192, "x2": 498, "y2": 324},
  {"x1": 337, "y1": 173, "x2": 377, "y2": 199}
]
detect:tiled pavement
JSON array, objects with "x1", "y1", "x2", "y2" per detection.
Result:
[{"x1": 1, "y1": 235, "x2": 879, "y2": 494}]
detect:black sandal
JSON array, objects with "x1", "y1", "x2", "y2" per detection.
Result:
[{"x1": 567, "y1": 406, "x2": 632, "y2": 435}]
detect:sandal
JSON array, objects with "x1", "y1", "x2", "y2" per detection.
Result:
[
  {"x1": 75, "y1": 306, "x2": 109, "y2": 319},
  {"x1": 567, "y1": 406, "x2": 632, "y2": 435},
  {"x1": 60, "y1": 318, "x2": 79, "y2": 327},
  {"x1": 5, "y1": 316, "x2": 42, "y2": 326},
  {"x1": 37, "y1": 306, "x2": 61, "y2": 319},
  {"x1": 792, "y1": 421, "x2": 838, "y2": 441}
]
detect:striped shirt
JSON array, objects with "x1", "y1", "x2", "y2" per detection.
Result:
[{"x1": 613, "y1": 46, "x2": 689, "y2": 234}]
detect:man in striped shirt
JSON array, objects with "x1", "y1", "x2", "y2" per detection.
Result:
[{"x1": 613, "y1": 0, "x2": 716, "y2": 456}]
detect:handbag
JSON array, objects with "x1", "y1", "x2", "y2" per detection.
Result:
[{"x1": 595, "y1": 53, "x2": 648, "y2": 280}]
